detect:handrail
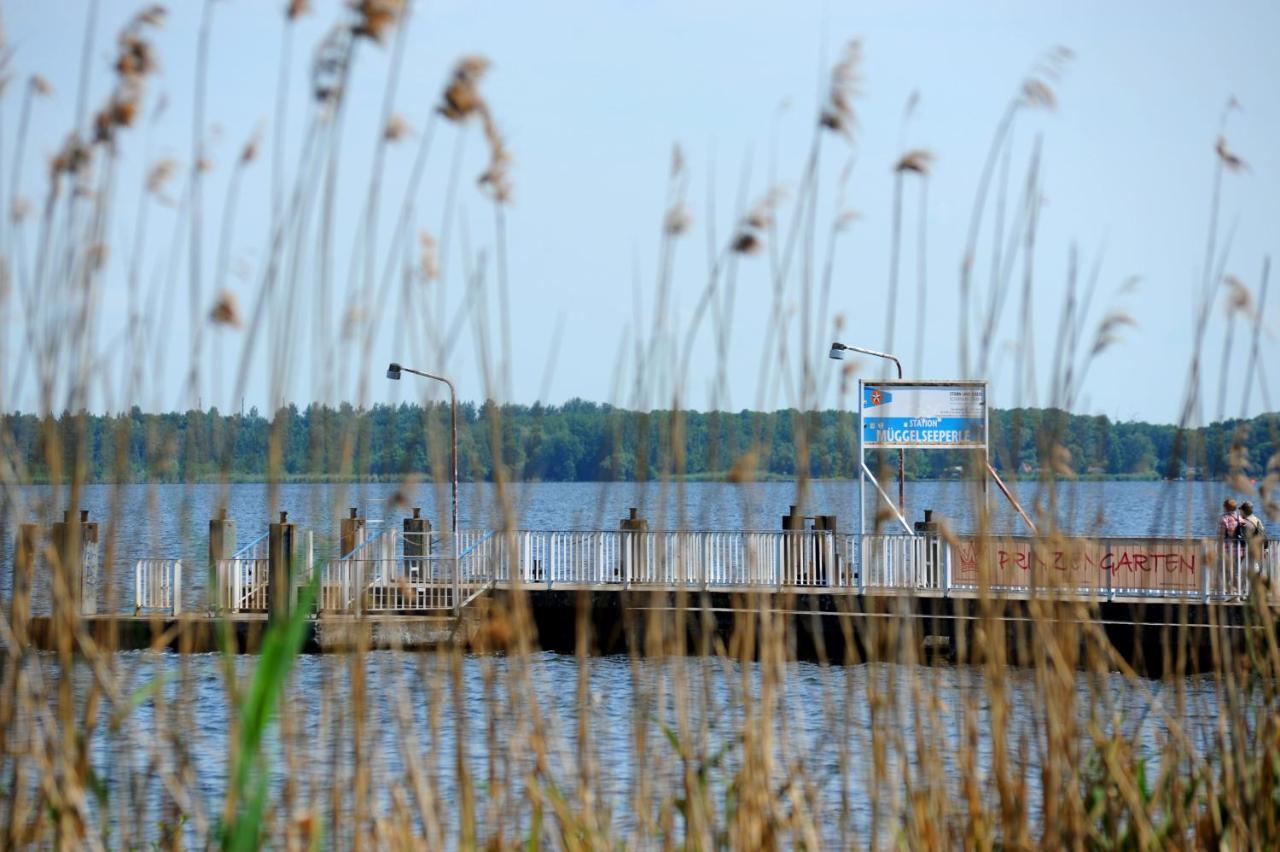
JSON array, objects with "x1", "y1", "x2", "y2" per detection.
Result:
[
  {"x1": 458, "y1": 530, "x2": 497, "y2": 559},
  {"x1": 231, "y1": 530, "x2": 269, "y2": 559},
  {"x1": 345, "y1": 523, "x2": 397, "y2": 559},
  {"x1": 986, "y1": 462, "x2": 1037, "y2": 533},
  {"x1": 861, "y1": 461, "x2": 914, "y2": 534}
]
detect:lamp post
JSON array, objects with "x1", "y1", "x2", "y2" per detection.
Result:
[
  {"x1": 387, "y1": 362, "x2": 459, "y2": 613},
  {"x1": 829, "y1": 341, "x2": 906, "y2": 513}
]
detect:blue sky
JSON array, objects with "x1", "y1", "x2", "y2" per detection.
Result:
[{"x1": 3, "y1": 0, "x2": 1278, "y2": 425}]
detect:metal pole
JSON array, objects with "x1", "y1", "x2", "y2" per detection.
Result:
[
  {"x1": 401, "y1": 366, "x2": 460, "y2": 615},
  {"x1": 857, "y1": 381, "x2": 865, "y2": 594},
  {"x1": 450, "y1": 384, "x2": 459, "y2": 615},
  {"x1": 891, "y1": 357, "x2": 904, "y2": 513},
  {"x1": 835, "y1": 343, "x2": 906, "y2": 514}
]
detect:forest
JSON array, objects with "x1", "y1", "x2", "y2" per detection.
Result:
[{"x1": 2, "y1": 401, "x2": 1276, "y2": 484}]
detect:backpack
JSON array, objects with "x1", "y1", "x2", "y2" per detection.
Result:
[
  {"x1": 1240, "y1": 516, "x2": 1269, "y2": 549},
  {"x1": 1223, "y1": 513, "x2": 1241, "y2": 540}
]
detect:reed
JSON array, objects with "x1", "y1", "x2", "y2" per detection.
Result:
[{"x1": 0, "y1": 3, "x2": 1277, "y2": 849}]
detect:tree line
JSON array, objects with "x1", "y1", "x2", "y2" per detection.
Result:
[{"x1": 3, "y1": 401, "x2": 1276, "y2": 484}]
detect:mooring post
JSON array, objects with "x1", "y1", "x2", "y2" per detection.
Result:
[
  {"x1": 403, "y1": 507, "x2": 432, "y2": 573},
  {"x1": 268, "y1": 511, "x2": 295, "y2": 624},
  {"x1": 339, "y1": 507, "x2": 366, "y2": 558},
  {"x1": 52, "y1": 509, "x2": 98, "y2": 617},
  {"x1": 80, "y1": 510, "x2": 99, "y2": 616},
  {"x1": 209, "y1": 507, "x2": 236, "y2": 581},
  {"x1": 619, "y1": 508, "x2": 649, "y2": 586},
  {"x1": 914, "y1": 509, "x2": 940, "y2": 589},
  {"x1": 782, "y1": 505, "x2": 804, "y2": 586},
  {"x1": 812, "y1": 514, "x2": 838, "y2": 586},
  {"x1": 11, "y1": 524, "x2": 39, "y2": 646}
]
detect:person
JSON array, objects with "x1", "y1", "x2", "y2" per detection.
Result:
[
  {"x1": 1238, "y1": 501, "x2": 1267, "y2": 552},
  {"x1": 1219, "y1": 498, "x2": 1240, "y2": 542}
]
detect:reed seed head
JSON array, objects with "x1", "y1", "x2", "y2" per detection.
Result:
[
  {"x1": 87, "y1": 243, "x2": 109, "y2": 271},
  {"x1": 341, "y1": 305, "x2": 366, "y2": 339},
  {"x1": 478, "y1": 112, "x2": 512, "y2": 203},
  {"x1": 287, "y1": 0, "x2": 311, "y2": 20},
  {"x1": 115, "y1": 34, "x2": 158, "y2": 79},
  {"x1": 1215, "y1": 136, "x2": 1248, "y2": 172},
  {"x1": 209, "y1": 290, "x2": 242, "y2": 328},
  {"x1": 1020, "y1": 78, "x2": 1056, "y2": 110},
  {"x1": 418, "y1": 231, "x2": 438, "y2": 281},
  {"x1": 1223, "y1": 274, "x2": 1252, "y2": 315},
  {"x1": 240, "y1": 127, "x2": 262, "y2": 165},
  {"x1": 134, "y1": 5, "x2": 167, "y2": 27},
  {"x1": 351, "y1": 0, "x2": 405, "y2": 44},
  {"x1": 146, "y1": 157, "x2": 177, "y2": 197},
  {"x1": 313, "y1": 26, "x2": 353, "y2": 105},
  {"x1": 820, "y1": 38, "x2": 864, "y2": 141},
  {"x1": 664, "y1": 202, "x2": 691, "y2": 236},
  {"x1": 1050, "y1": 443, "x2": 1075, "y2": 478},
  {"x1": 384, "y1": 113, "x2": 411, "y2": 141},
  {"x1": 894, "y1": 148, "x2": 934, "y2": 175},
  {"x1": 388, "y1": 476, "x2": 420, "y2": 510},
  {"x1": 731, "y1": 186, "x2": 786, "y2": 253},
  {"x1": 728, "y1": 451, "x2": 758, "y2": 483},
  {"x1": 30, "y1": 74, "x2": 51, "y2": 97},
  {"x1": 93, "y1": 89, "x2": 142, "y2": 144},
  {"x1": 1089, "y1": 310, "x2": 1136, "y2": 357},
  {"x1": 731, "y1": 232, "x2": 761, "y2": 255},
  {"x1": 438, "y1": 55, "x2": 490, "y2": 122},
  {"x1": 50, "y1": 133, "x2": 91, "y2": 180}
]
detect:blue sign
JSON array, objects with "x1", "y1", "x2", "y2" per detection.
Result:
[{"x1": 861, "y1": 382, "x2": 987, "y2": 449}]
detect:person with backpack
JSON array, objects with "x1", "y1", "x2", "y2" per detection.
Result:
[
  {"x1": 1238, "y1": 501, "x2": 1267, "y2": 554},
  {"x1": 1219, "y1": 498, "x2": 1241, "y2": 542}
]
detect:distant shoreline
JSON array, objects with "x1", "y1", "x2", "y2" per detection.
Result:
[{"x1": 13, "y1": 472, "x2": 1216, "y2": 486}]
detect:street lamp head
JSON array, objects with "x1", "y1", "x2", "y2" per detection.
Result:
[
  {"x1": 386, "y1": 362, "x2": 402, "y2": 380},
  {"x1": 828, "y1": 342, "x2": 848, "y2": 361}
]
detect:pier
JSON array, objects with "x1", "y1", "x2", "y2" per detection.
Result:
[{"x1": 9, "y1": 506, "x2": 1278, "y2": 661}]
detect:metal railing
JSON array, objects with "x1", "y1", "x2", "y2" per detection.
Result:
[
  {"x1": 134, "y1": 559, "x2": 182, "y2": 615},
  {"x1": 504, "y1": 529, "x2": 842, "y2": 590},
  {"x1": 493, "y1": 530, "x2": 1278, "y2": 604},
  {"x1": 216, "y1": 556, "x2": 269, "y2": 612},
  {"x1": 315, "y1": 526, "x2": 502, "y2": 615},
  {"x1": 202, "y1": 527, "x2": 1280, "y2": 616},
  {"x1": 214, "y1": 530, "x2": 314, "y2": 614}
]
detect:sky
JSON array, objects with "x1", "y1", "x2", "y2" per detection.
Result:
[{"x1": 2, "y1": 0, "x2": 1278, "y2": 425}]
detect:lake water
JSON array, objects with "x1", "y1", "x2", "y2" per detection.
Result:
[
  {"x1": 37, "y1": 640, "x2": 1234, "y2": 847},
  {"x1": 0, "y1": 480, "x2": 1259, "y2": 845}
]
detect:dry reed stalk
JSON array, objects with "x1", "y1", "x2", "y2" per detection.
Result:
[{"x1": 3, "y1": 6, "x2": 1280, "y2": 849}]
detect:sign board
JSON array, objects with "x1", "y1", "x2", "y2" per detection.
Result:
[
  {"x1": 952, "y1": 536, "x2": 1203, "y2": 596},
  {"x1": 860, "y1": 380, "x2": 987, "y2": 449}
]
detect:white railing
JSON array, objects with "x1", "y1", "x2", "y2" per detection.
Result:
[
  {"x1": 318, "y1": 526, "x2": 491, "y2": 614},
  {"x1": 216, "y1": 557, "x2": 269, "y2": 612},
  {"x1": 505, "y1": 530, "x2": 843, "y2": 590},
  {"x1": 490, "y1": 530, "x2": 1278, "y2": 604},
  {"x1": 315, "y1": 526, "x2": 510, "y2": 614},
  {"x1": 214, "y1": 527, "x2": 1280, "y2": 616},
  {"x1": 215, "y1": 530, "x2": 315, "y2": 614},
  {"x1": 134, "y1": 559, "x2": 182, "y2": 615}
]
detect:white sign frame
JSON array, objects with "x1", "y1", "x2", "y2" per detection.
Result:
[
  {"x1": 856, "y1": 379, "x2": 991, "y2": 541},
  {"x1": 859, "y1": 380, "x2": 989, "y2": 450}
]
